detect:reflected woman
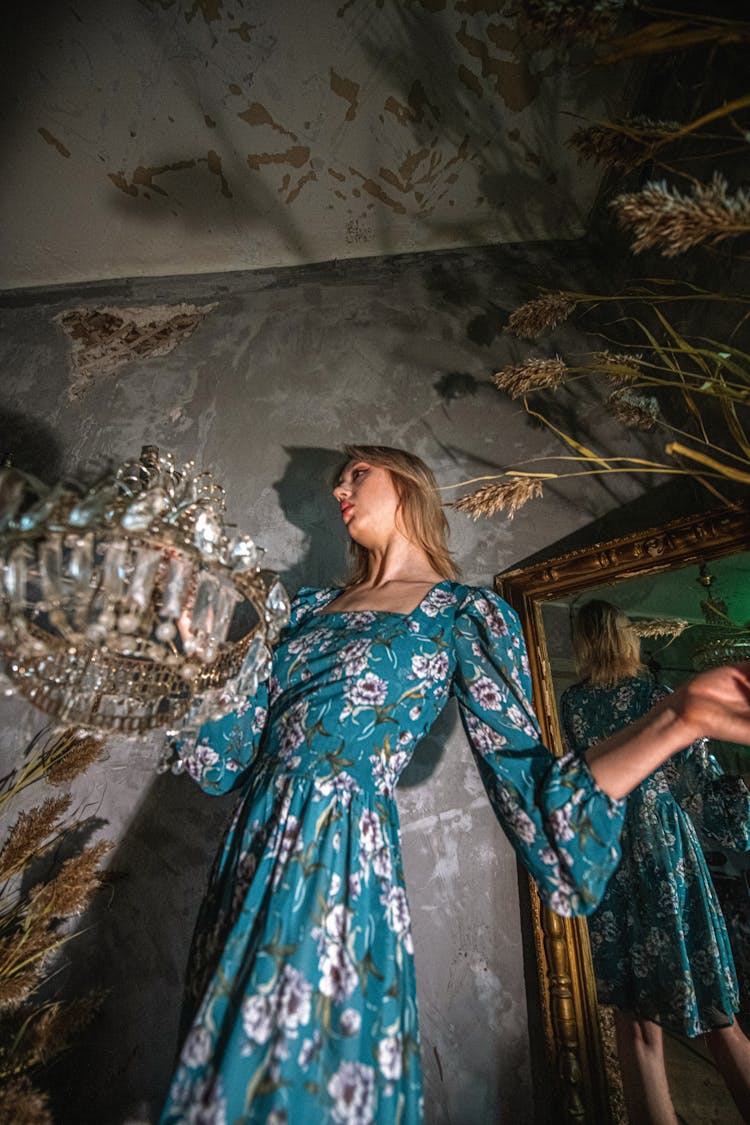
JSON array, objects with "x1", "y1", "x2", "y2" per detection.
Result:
[{"x1": 561, "y1": 600, "x2": 750, "y2": 1125}]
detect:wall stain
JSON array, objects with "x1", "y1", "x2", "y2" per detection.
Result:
[
  {"x1": 348, "y1": 168, "x2": 406, "y2": 214},
  {"x1": 238, "y1": 102, "x2": 298, "y2": 141},
  {"x1": 108, "y1": 155, "x2": 233, "y2": 198},
  {"x1": 247, "y1": 146, "x2": 310, "y2": 170},
  {"x1": 287, "y1": 169, "x2": 317, "y2": 204},
  {"x1": 455, "y1": 21, "x2": 540, "y2": 111},
  {"x1": 204, "y1": 114, "x2": 216, "y2": 128},
  {"x1": 108, "y1": 172, "x2": 138, "y2": 197},
  {"x1": 328, "y1": 168, "x2": 346, "y2": 182},
  {"x1": 206, "y1": 150, "x2": 233, "y2": 197},
  {"x1": 229, "y1": 21, "x2": 255, "y2": 41},
  {"x1": 507, "y1": 128, "x2": 541, "y2": 167},
  {"x1": 458, "y1": 64, "x2": 483, "y2": 98},
  {"x1": 38, "y1": 127, "x2": 71, "y2": 158},
  {"x1": 330, "y1": 69, "x2": 360, "y2": 121},
  {"x1": 384, "y1": 79, "x2": 440, "y2": 127},
  {"x1": 228, "y1": 83, "x2": 242, "y2": 95}
]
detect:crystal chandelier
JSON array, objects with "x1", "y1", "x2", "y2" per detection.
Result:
[{"x1": 0, "y1": 446, "x2": 290, "y2": 739}]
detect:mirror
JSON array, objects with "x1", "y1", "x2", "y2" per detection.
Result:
[{"x1": 497, "y1": 506, "x2": 750, "y2": 1124}]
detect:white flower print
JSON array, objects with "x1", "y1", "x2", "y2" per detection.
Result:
[
  {"x1": 324, "y1": 902, "x2": 353, "y2": 943},
  {"x1": 339, "y1": 1008, "x2": 361, "y2": 1036},
  {"x1": 409, "y1": 705, "x2": 421, "y2": 721},
  {"x1": 376, "y1": 1034, "x2": 403, "y2": 1081},
  {"x1": 276, "y1": 964, "x2": 312, "y2": 1034},
  {"x1": 410, "y1": 650, "x2": 449, "y2": 686},
  {"x1": 505, "y1": 703, "x2": 537, "y2": 737},
  {"x1": 276, "y1": 700, "x2": 308, "y2": 758},
  {"x1": 181, "y1": 1025, "x2": 212, "y2": 1068},
  {"x1": 493, "y1": 788, "x2": 536, "y2": 845},
  {"x1": 348, "y1": 872, "x2": 362, "y2": 899},
  {"x1": 319, "y1": 939, "x2": 358, "y2": 1003},
  {"x1": 359, "y1": 810, "x2": 384, "y2": 858},
  {"x1": 463, "y1": 713, "x2": 506, "y2": 754},
  {"x1": 183, "y1": 1078, "x2": 228, "y2": 1125},
  {"x1": 383, "y1": 885, "x2": 412, "y2": 951},
  {"x1": 241, "y1": 993, "x2": 273, "y2": 1047},
  {"x1": 469, "y1": 675, "x2": 504, "y2": 712},
  {"x1": 252, "y1": 706, "x2": 267, "y2": 734},
  {"x1": 421, "y1": 586, "x2": 455, "y2": 616},
  {"x1": 298, "y1": 1031, "x2": 321, "y2": 1068},
  {"x1": 315, "y1": 772, "x2": 361, "y2": 807},
  {"x1": 327, "y1": 1060, "x2": 376, "y2": 1125},
  {"x1": 547, "y1": 806, "x2": 575, "y2": 843},
  {"x1": 345, "y1": 672, "x2": 388, "y2": 711},
  {"x1": 183, "y1": 741, "x2": 220, "y2": 783},
  {"x1": 338, "y1": 638, "x2": 371, "y2": 677},
  {"x1": 329, "y1": 872, "x2": 342, "y2": 899}
]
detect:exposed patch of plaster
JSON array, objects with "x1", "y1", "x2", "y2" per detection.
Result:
[
  {"x1": 108, "y1": 154, "x2": 233, "y2": 199},
  {"x1": 38, "y1": 127, "x2": 71, "y2": 158},
  {"x1": 55, "y1": 304, "x2": 217, "y2": 399},
  {"x1": 330, "y1": 69, "x2": 360, "y2": 121},
  {"x1": 384, "y1": 80, "x2": 440, "y2": 128},
  {"x1": 247, "y1": 146, "x2": 310, "y2": 170},
  {"x1": 286, "y1": 169, "x2": 317, "y2": 204},
  {"x1": 458, "y1": 64, "x2": 483, "y2": 98},
  {"x1": 348, "y1": 168, "x2": 406, "y2": 214},
  {"x1": 238, "y1": 102, "x2": 298, "y2": 141},
  {"x1": 456, "y1": 21, "x2": 540, "y2": 112}
]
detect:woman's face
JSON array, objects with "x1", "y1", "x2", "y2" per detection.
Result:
[{"x1": 333, "y1": 459, "x2": 402, "y2": 547}]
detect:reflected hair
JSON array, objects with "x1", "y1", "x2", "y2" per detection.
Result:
[
  {"x1": 335, "y1": 444, "x2": 460, "y2": 586},
  {"x1": 572, "y1": 599, "x2": 644, "y2": 686}
]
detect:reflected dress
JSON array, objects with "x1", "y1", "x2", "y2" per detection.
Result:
[
  {"x1": 160, "y1": 583, "x2": 627, "y2": 1125},
  {"x1": 561, "y1": 674, "x2": 750, "y2": 1036}
]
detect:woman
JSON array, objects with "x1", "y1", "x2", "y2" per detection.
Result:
[
  {"x1": 561, "y1": 600, "x2": 750, "y2": 1125},
  {"x1": 160, "y1": 447, "x2": 750, "y2": 1125}
]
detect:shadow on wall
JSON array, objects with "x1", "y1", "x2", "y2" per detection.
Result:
[
  {"x1": 273, "y1": 445, "x2": 348, "y2": 592},
  {"x1": 0, "y1": 408, "x2": 65, "y2": 483}
]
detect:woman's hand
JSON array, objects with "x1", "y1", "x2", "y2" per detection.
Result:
[
  {"x1": 668, "y1": 663, "x2": 750, "y2": 748},
  {"x1": 587, "y1": 663, "x2": 750, "y2": 800}
]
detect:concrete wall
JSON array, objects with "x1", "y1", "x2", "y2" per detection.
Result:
[
  {"x1": 0, "y1": 241, "x2": 655, "y2": 1124},
  {"x1": 0, "y1": 0, "x2": 624, "y2": 288}
]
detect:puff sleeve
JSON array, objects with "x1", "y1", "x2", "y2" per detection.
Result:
[
  {"x1": 451, "y1": 587, "x2": 626, "y2": 917},
  {"x1": 175, "y1": 587, "x2": 317, "y2": 795}
]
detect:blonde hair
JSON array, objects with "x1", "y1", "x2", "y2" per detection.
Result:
[
  {"x1": 335, "y1": 444, "x2": 460, "y2": 586},
  {"x1": 572, "y1": 599, "x2": 644, "y2": 686}
]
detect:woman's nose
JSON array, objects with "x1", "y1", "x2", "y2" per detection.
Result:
[{"x1": 333, "y1": 483, "x2": 349, "y2": 502}]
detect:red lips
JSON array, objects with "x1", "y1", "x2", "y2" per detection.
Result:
[{"x1": 340, "y1": 503, "x2": 353, "y2": 521}]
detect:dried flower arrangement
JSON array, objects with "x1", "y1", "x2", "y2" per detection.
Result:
[
  {"x1": 0, "y1": 728, "x2": 108, "y2": 1124},
  {"x1": 450, "y1": 5, "x2": 749, "y2": 520}
]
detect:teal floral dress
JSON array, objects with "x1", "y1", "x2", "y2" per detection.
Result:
[
  {"x1": 561, "y1": 674, "x2": 750, "y2": 1037},
  {"x1": 160, "y1": 583, "x2": 626, "y2": 1125}
]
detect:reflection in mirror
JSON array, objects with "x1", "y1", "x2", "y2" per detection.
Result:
[{"x1": 542, "y1": 553, "x2": 750, "y2": 1125}]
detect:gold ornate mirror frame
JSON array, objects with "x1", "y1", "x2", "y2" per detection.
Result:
[{"x1": 496, "y1": 504, "x2": 750, "y2": 1124}]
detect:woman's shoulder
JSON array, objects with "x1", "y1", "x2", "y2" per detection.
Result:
[{"x1": 284, "y1": 585, "x2": 339, "y2": 629}]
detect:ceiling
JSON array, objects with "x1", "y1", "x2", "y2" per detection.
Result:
[{"x1": 0, "y1": 0, "x2": 628, "y2": 289}]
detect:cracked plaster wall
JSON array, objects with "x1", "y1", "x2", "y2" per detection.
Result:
[
  {"x1": 0, "y1": 241, "x2": 660, "y2": 1124},
  {"x1": 0, "y1": 0, "x2": 628, "y2": 289}
]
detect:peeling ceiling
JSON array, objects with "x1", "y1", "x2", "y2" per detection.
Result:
[{"x1": 1, "y1": 0, "x2": 629, "y2": 289}]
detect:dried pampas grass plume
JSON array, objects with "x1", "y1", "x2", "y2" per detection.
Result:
[
  {"x1": 607, "y1": 389, "x2": 660, "y2": 430},
  {"x1": 523, "y1": 0, "x2": 627, "y2": 43},
  {"x1": 0, "y1": 796, "x2": 72, "y2": 881},
  {"x1": 0, "y1": 1076, "x2": 52, "y2": 1125},
  {"x1": 494, "y1": 357, "x2": 568, "y2": 399},
  {"x1": 612, "y1": 174, "x2": 750, "y2": 257},
  {"x1": 452, "y1": 477, "x2": 544, "y2": 520},
  {"x1": 592, "y1": 351, "x2": 643, "y2": 382},
  {"x1": 45, "y1": 731, "x2": 105, "y2": 786},
  {"x1": 632, "y1": 618, "x2": 689, "y2": 638},
  {"x1": 28, "y1": 840, "x2": 112, "y2": 921},
  {"x1": 505, "y1": 292, "x2": 576, "y2": 337},
  {"x1": 568, "y1": 117, "x2": 681, "y2": 170}
]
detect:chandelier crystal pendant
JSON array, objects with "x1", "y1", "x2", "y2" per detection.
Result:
[{"x1": 0, "y1": 447, "x2": 290, "y2": 745}]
